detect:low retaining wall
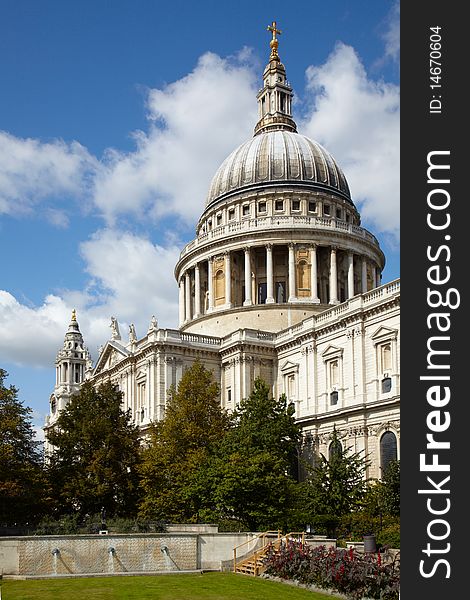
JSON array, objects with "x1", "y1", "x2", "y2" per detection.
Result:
[{"x1": 0, "y1": 532, "x2": 255, "y2": 576}]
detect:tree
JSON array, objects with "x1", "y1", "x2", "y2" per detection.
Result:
[
  {"x1": 302, "y1": 428, "x2": 369, "y2": 520},
  {"x1": 203, "y1": 378, "x2": 302, "y2": 530},
  {"x1": 46, "y1": 381, "x2": 141, "y2": 519},
  {"x1": 0, "y1": 368, "x2": 45, "y2": 526},
  {"x1": 138, "y1": 361, "x2": 230, "y2": 522}
]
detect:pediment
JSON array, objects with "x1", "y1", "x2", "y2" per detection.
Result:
[
  {"x1": 280, "y1": 360, "x2": 299, "y2": 373},
  {"x1": 321, "y1": 344, "x2": 344, "y2": 359},
  {"x1": 93, "y1": 341, "x2": 130, "y2": 375},
  {"x1": 371, "y1": 326, "x2": 398, "y2": 343}
]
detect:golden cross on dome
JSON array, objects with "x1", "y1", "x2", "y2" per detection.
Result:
[
  {"x1": 267, "y1": 21, "x2": 282, "y2": 40},
  {"x1": 71, "y1": 309, "x2": 77, "y2": 322}
]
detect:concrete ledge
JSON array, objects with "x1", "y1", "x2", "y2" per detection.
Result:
[{"x1": 3, "y1": 569, "x2": 206, "y2": 580}]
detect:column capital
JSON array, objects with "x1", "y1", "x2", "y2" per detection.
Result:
[
  {"x1": 310, "y1": 243, "x2": 318, "y2": 251},
  {"x1": 265, "y1": 243, "x2": 273, "y2": 250}
]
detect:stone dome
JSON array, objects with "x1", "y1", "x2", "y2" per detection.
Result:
[{"x1": 206, "y1": 130, "x2": 351, "y2": 208}]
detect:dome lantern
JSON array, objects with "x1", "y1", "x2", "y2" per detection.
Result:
[{"x1": 254, "y1": 21, "x2": 297, "y2": 136}]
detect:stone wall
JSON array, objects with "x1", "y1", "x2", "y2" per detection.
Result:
[{"x1": 0, "y1": 532, "x2": 254, "y2": 576}]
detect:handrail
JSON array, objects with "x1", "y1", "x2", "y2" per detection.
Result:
[
  {"x1": 233, "y1": 530, "x2": 306, "y2": 575},
  {"x1": 233, "y1": 530, "x2": 281, "y2": 573}
]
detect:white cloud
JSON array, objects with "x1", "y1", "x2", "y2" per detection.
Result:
[
  {"x1": 0, "y1": 291, "x2": 71, "y2": 367},
  {"x1": 93, "y1": 52, "x2": 258, "y2": 225},
  {"x1": 0, "y1": 131, "x2": 98, "y2": 218},
  {"x1": 382, "y1": 1, "x2": 400, "y2": 63},
  {"x1": 0, "y1": 230, "x2": 180, "y2": 368},
  {"x1": 300, "y1": 43, "x2": 400, "y2": 240},
  {"x1": 79, "y1": 228, "x2": 180, "y2": 332}
]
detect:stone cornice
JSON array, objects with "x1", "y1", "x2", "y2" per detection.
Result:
[{"x1": 295, "y1": 395, "x2": 400, "y2": 427}]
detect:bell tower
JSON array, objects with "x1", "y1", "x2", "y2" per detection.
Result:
[{"x1": 44, "y1": 310, "x2": 92, "y2": 452}]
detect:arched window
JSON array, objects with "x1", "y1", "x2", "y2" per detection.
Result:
[
  {"x1": 381, "y1": 343, "x2": 392, "y2": 373},
  {"x1": 380, "y1": 431, "x2": 398, "y2": 474},
  {"x1": 329, "y1": 439, "x2": 342, "y2": 461}
]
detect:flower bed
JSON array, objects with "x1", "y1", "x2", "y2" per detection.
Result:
[{"x1": 263, "y1": 540, "x2": 399, "y2": 600}]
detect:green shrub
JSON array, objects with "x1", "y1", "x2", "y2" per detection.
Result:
[
  {"x1": 263, "y1": 540, "x2": 400, "y2": 600},
  {"x1": 377, "y1": 523, "x2": 400, "y2": 549}
]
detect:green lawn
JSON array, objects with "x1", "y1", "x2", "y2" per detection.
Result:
[{"x1": 1, "y1": 572, "x2": 334, "y2": 600}]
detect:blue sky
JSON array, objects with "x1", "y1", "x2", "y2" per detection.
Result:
[{"x1": 0, "y1": 0, "x2": 400, "y2": 439}]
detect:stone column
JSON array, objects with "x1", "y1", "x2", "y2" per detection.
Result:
[
  {"x1": 348, "y1": 252, "x2": 355, "y2": 299},
  {"x1": 266, "y1": 244, "x2": 275, "y2": 303},
  {"x1": 225, "y1": 251, "x2": 232, "y2": 308},
  {"x1": 361, "y1": 257, "x2": 368, "y2": 294},
  {"x1": 310, "y1": 244, "x2": 320, "y2": 303},
  {"x1": 185, "y1": 271, "x2": 191, "y2": 321},
  {"x1": 178, "y1": 277, "x2": 185, "y2": 326},
  {"x1": 243, "y1": 247, "x2": 252, "y2": 306},
  {"x1": 371, "y1": 265, "x2": 377, "y2": 289},
  {"x1": 329, "y1": 247, "x2": 339, "y2": 304},
  {"x1": 208, "y1": 258, "x2": 214, "y2": 311},
  {"x1": 288, "y1": 244, "x2": 296, "y2": 302},
  {"x1": 194, "y1": 263, "x2": 201, "y2": 318},
  {"x1": 376, "y1": 266, "x2": 382, "y2": 288}
]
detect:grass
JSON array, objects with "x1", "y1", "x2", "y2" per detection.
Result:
[{"x1": 0, "y1": 572, "x2": 335, "y2": 600}]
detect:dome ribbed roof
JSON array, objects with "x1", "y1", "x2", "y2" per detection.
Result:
[{"x1": 206, "y1": 130, "x2": 351, "y2": 207}]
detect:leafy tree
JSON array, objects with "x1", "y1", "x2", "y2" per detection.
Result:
[
  {"x1": 301, "y1": 427, "x2": 369, "y2": 520},
  {"x1": 362, "y1": 460, "x2": 400, "y2": 519},
  {"x1": 381, "y1": 460, "x2": 400, "y2": 516},
  {"x1": 138, "y1": 361, "x2": 230, "y2": 522},
  {"x1": 203, "y1": 378, "x2": 302, "y2": 530},
  {"x1": 46, "y1": 381, "x2": 141, "y2": 519},
  {"x1": 0, "y1": 368, "x2": 45, "y2": 526}
]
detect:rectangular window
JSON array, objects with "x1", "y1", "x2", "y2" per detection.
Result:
[
  {"x1": 323, "y1": 204, "x2": 330, "y2": 215},
  {"x1": 292, "y1": 199, "x2": 301, "y2": 211},
  {"x1": 336, "y1": 209, "x2": 342, "y2": 219},
  {"x1": 228, "y1": 208, "x2": 235, "y2": 220},
  {"x1": 242, "y1": 204, "x2": 250, "y2": 216},
  {"x1": 258, "y1": 201, "x2": 267, "y2": 213},
  {"x1": 308, "y1": 201, "x2": 316, "y2": 213},
  {"x1": 382, "y1": 377, "x2": 392, "y2": 393},
  {"x1": 227, "y1": 388, "x2": 232, "y2": 403},
  {"x1": 275, "y1": 199, "x2": 284, "y2": 211},
  {"x1": 288, "y1": 375, "x2": 296, "y2": 399},
  {"x1": 258, "y1": 282, "x2": 267, "y2": 304},
  {"x1": 330, "y1": 359, "x2": 339, "y2": 386},
  {"x1": 216, "y1": 214, "x2": 222, "y2": 226}
]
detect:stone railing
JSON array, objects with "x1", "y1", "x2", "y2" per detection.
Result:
[
  {"x1": 274, "y1": 279, "x2": 400, "y2": 344},
  {"x1": 157, "y1": 329, "x2": 221, "y2": 347},
  {"x1": 222, "y1": 328, "x2": 276, "y2": 345},
  {"x1": 179, "y1": 215, "x2": 380, "y2": 259}
]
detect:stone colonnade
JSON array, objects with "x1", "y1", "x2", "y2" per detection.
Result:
[
  {"x1": 55, "y1": 362, "x2": 85, "y2": 386},
  {"x1": 178, "y1": 243, "x2": 381, "y2": 327}
]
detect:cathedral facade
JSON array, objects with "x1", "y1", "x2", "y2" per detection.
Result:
[{"x1": 45, "y1": 28, "x2": 400, "y2": 479}]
